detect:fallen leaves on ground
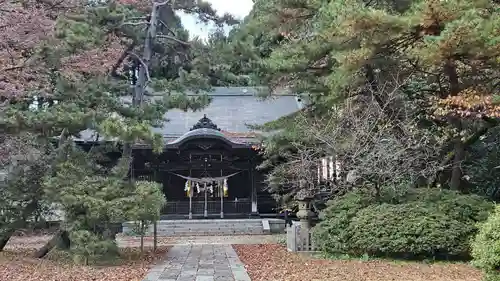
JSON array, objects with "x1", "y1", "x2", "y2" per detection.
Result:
[
  {"x1": 233, "y1": 244, "x2": 483, "y2": 281},
  {"x1": 0, "y1": 246, "x2": 169, "y2": 281}
]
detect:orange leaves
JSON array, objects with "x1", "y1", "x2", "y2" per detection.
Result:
[
  {"x1": 0, "y1": 242, "x2": 169, "y2": 281},
  {"x1": 234, "y1": 244, "x2": 483, "y2": 281},
  {"x1": 435, "y1": 88, "x2": 500, "y2": 119},
  {"x1": 0, "y1": 0, "x2": 57, "y2": 97},
  {"x1": 61, "y1": 35, "x2": 126, "y2": 78},
  {"x1": 0, "y1": 0, "x2": 132, "y2": 98}
]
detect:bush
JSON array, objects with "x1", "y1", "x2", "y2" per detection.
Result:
[
  {"x1": 314, "y1": 189, "x2": 377, "y2": 254},
  {"x1": 348, "y1": 203, "x2": 475, "y2": 259},
  {"x1": 313, "y1": 188, "x2": 493, "y2": 260},
  {"x1": 471, "y1": 205, "x2": 500, "y2": 281},
  {"x1": 70, "y1": 230, "x2": 119, "y2": 265}
]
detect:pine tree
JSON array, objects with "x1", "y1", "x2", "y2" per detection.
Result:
[
  {"x1": 0, "y1": 0, "x2": 241, "y2": 257},
  {"x1": 234, "y1": 0, "x2": 499, "y2": 199},
  {"x1": 0, "y1": 133, "x2": 53, "y2": 250}
]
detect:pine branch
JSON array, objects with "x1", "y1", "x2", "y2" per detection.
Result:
[
  {"x1": 157, "y1": 34, "x2": 189, "y2": 45},
  {"x1": 121, "y1": 21, "x2": 148, "y2": 27},
  {"x1": 158, "y1": 19, "x2": 176, "y2": 35},
  {"x1": 154, "y1": 0, "x2": 171, "y2": 7}
]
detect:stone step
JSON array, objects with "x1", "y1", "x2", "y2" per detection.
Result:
[
  {"x1": 123, "y1": 226, "x2": 264, "y2": 232},
  {"x1": 122, "y1": 219, "x2": 267, "y2": 236},
  {"x1": 123, "y1": 229, "x2": 265, "y2": 236},
  {"x1": 161, "y1": 229, "x2": 263, "y2": 234},
  {"x1": 151, "y1": 219, "x2": 263, "y2": 225},
  {"x1": 153, "y1": 226, "x2": 264, "y2": 230}
]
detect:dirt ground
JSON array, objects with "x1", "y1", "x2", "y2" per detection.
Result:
[
  {"x1": 2, "y1": 235, "x2": 482, "y2": 281},
  {"x1": 0, "y1": 234, "x2": 282, "y2": 281},
  {"x1": 0, "y1": 237, "x2": 168, "y2": 281},
  {"x1": 233, "y1": 244, "x2": 483, "y2": 281},
  {"x1": 5, "y1": 233, "x2": 283, "y2": 249}
]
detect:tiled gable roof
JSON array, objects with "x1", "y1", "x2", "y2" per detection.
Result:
[{"x1": 78, "y1": 87, "x2": 303, "y2": 144}]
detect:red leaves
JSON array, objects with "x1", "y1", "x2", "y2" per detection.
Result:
[{"x1": 234, "y1": 244, "x2": 482, "y2": 281}]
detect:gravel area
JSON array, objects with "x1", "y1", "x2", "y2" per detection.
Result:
[{"x1": 234, "y1": 244, "x2": 483, "y2": 281}]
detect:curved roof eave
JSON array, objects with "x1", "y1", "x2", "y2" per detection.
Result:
[{"x1": 165, "y1": 128, "x2": 250, "y2": 149}]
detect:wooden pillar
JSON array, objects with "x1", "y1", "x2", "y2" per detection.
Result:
[
  {"x1": 188, "y1": 170, "x2": 192, "y2": 219},
  {"x1": 220, "y1": 182, "x2": 224, "y2": 218},
  {"x1": 220, "y1": 170, "x2": 224, "y2": 218},
  {"x1": 250, "y1": 167, "x2": 259, "y2": 217},
  {"x1": 204, "y1": 183, "x2": 208, "y2": 218},
  {"x1": 130, "y1": 151, "x2": 135, "y2": 180}
]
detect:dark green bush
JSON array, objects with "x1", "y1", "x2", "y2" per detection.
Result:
[
  {"x1": 348, "y1": 203, "x2": 475, "y2": 259},
  {"x1": 471, "y1": 205, "x2": 500, "y2": 281},
  {"x1": 313, "y1": 188, "x2": 493, "y2": 260},
  {"x1": 314, "y1": 189, "x2": 377, "y2": 254}
]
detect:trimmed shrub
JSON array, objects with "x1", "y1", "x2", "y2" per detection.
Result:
[
  {"x1": 314, "y1": 189, "x2": 377, "y2": 254},
  {"x1": 471, "y1": 205, "x2": 500, "y2": 281},
  {"x1": 348, "y1": 203, "x2": 475, "y2": 259},
  {"x1": 313, "y1": 188, "x2": 493, "y2": 260}
]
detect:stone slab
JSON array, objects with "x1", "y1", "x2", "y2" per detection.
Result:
[{"x1": 142, "y1": 244, "x2": 252, "y2": 281}]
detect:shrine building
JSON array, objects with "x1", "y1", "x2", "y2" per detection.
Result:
[{"x1": 81, "y1": 87, "x2": 304, "y2": 219}]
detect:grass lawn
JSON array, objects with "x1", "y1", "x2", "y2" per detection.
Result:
[
  {"x1": 0, "y1": 237, "x2": 168, "y2": 281},
  {"x1": 233, "y1": 244, "x2": 483, "y2": 281}
]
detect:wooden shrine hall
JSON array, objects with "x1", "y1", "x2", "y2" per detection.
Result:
[
  {"x1": 131, "y1": 114, "x2": 267, "y2": 219},
  {"x1": 79, "y1": 87, "x2": 304, "y2": 219}
]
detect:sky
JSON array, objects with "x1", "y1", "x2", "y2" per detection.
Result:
[{"x1": 177, "y1": 0, "x2": 254, "y2": 40}]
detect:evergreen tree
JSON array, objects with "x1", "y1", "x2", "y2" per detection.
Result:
[
  {"x1": 0, "y1": 133, "x2": 53, "y2": 250},
  {"x1": 234, "y1": 0, "x2": 499, "y2": 201},
  {"x1": 0, "y1": 0, "x2": 241, "y2": 257}
]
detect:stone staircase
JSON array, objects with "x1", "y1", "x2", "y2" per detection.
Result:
[{"x1": 122, "y1": 219, "x2": 269, "y2": 236}]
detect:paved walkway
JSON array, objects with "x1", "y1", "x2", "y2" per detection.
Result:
[{"x1": 143, "y1": 244, "x2": 252, "y2": 281}]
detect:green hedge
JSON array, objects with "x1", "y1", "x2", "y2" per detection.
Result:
[
  {"x1": 472, "y1": 205, "x2": 500, "y2": 281},
  {"x1": 313, "y1": 188, "x2": 493, "y2": 260}
]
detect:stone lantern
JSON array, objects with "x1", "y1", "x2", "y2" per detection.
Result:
[{"x1": 295, "y1": 188, "x2": 315, "y2": 229}]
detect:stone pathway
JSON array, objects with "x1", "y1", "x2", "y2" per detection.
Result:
[{"x1": 143, "y1": 244, "x2": 252, "y2": 281}]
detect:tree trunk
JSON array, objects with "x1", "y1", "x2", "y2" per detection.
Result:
[
  {"x1": 0, "y1": 200, "x2": 40, "y2": 251},
  {"x1": 153, "y1": 221, "x2": 157, "y2": 252},
  {"x1": 429, "y1": 119, "x2": 498, "y2": 187},
  {"x1": 444, "y1": 59, "x2": 460, "y2": 96},
  {"x1": 140, "y1": 220, "x2": 145, "y2": 253},
  {"x1": 33, "y1": 230, "x2": 70, "y2": 258},
  {"x1": 0, "y1": 228, "x2": 16, "y2": 251},
  {"x1": 450, "y1": 139, "x2": 466, "y2": 192},
  {"x1": 133, "y1": 1, "x2": 159, "y2": 106}
]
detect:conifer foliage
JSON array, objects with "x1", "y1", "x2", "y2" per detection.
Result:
[
  {"x1": 234, "y1": 0, "x2": 499, "y2": 199},
  {"x1": 0, "y1": 0, "x2": 238, "y2": 260}
]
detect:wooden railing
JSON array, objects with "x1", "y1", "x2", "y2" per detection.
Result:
[{"x1": 161, "y1": 200, "x2": 251, "y2": 215}]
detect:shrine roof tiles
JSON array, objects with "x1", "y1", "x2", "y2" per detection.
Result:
[
  {"x1": 77, "y1": 87, "x2": 303, "y2": 144},
  {"x1": 155, "y1": 87, "x2": 303, "y2": 137}
]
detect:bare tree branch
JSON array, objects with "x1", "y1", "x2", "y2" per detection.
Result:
[
  {"x1": 264, "y1": 75, "x2": 443, "y2": 201},
  {"x1": 127, "y1": 52, "x2": 151, "y2": 86},
  {"x1": 109, "y1": 43, "x2": 136, "y2": 77}
]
